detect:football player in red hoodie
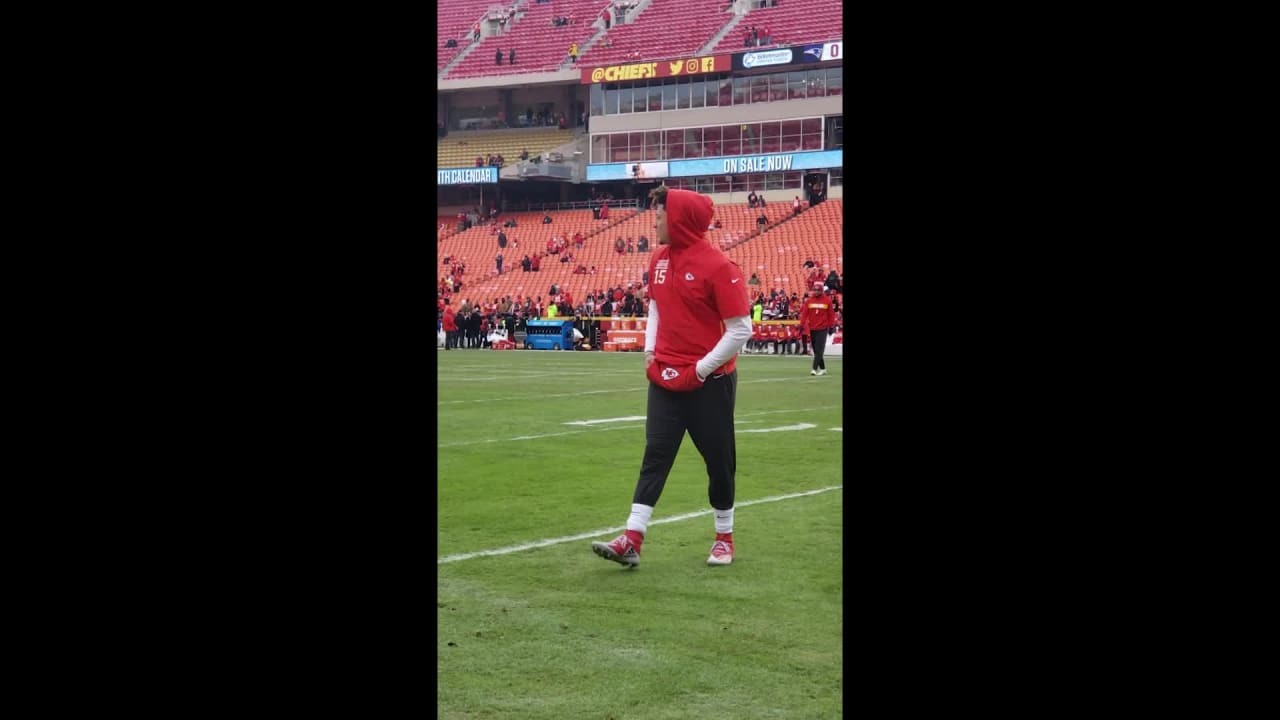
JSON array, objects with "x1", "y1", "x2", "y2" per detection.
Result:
[
  {"x1": 799, "y1": 282, "x2": 837, "y2": 375},
  {"x1": 592, "y1": 185, "x2": 751, "y2": 568},
  {"x1": 441, "y1": 302, "x2": 458, "y2": 351}
]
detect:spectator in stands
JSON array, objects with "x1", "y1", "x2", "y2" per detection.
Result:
[
  {"x1": 495, "y1": 252, "x2": 504, "y2": 274},
  {"x1": 475, "y1": 156, "x2": 484, "y2": 168},
  {"x1": 626, "y1": 238, "x2": 635, "y2": 254},
  {"x1": 762, "y1": 27, "x2": 772, "y2": 45},
  {"x1": 525, "y1": 107, "x2": 533, "y2": 125},
  {"x1": 495, "y1": 48, "x2": 503, "y2": 65},
  {"x1": 747, "y1": 190, "x2": 759, "y2": 208},
  {"x1": 803, "y1": 258, "x2": 816, "y2": 269},
  {"x1": 509, "y1": 47, "x2": 515, "y2": 65},
  {"x1": 498, "y1": 230, "x2": 508, "y2": 249},
  {"x1": 558, "y1": 113, "x2": 567, "y2": 129},
  {"x1": 473, "y1": 23, "x2": 481, "y2": 41},
  {"x1": 561, "y1": 251, "x2": 573, "y2": 264},
  {"x1": 603, "y1": 33, "x2": 612, "y2": 48},
  {"x1": 574, "y1": 264, "x2": 588, "y2": 274},
  {"x1": 521, "y1": 255, "x2": 532, "y2": 272},
  {"x1": 496, "y1": 154, "x2": 505, "y2": 167},
  {"x1": 599, "y1": 201, "x2": 609, "y2": 220},
  {"x1": 505, "y1": 217, "x2": 518, "y2": 228},
  {"x1": 825, "y1": 267, "x2": 842, "y2": 293},
  {"x1": 531, "y1": 254, "x2": 541, "y2": 271},
  {"x1": 614, "y1": 237, "x2": 626, "y2": 254},
  {"x1": 757, "y1": 211, "x2": 768, "y2": 228},
  {"x1": 542, "y1": 213, "x2": 552, "y2": 224},
  {"x1": 589, "y1": 265, "x2": 597, "y2": 275},
  {"x1": 637, "y1": 234, "x2": 649, "y2": 252},
  {"x1": 792, "y1": 196, "x2": 802, "y2": 216},
  {"x1": 629, "y1": 49, "x2": 640, "y2": 59},
  {"x1": 445, "y1": 38, "x2": 457, "y2": 49},
  {"x1": 520, "y1": 147, "x2": 529, "y2": 161},
  {"x1": 749, "y1": 272, "x2": 760, "y2": 287}
]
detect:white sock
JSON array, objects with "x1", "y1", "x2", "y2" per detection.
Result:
[
  {"x1": 626, "y1": 503, "x2": 654, "y2": 535},
  {"x1": 714, "y1": 507, "x2": 734, "y2": 534}
]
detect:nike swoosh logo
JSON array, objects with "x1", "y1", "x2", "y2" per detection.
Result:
[{"x1": 732, "y1": 278, "x2": 740, "y2": 283}]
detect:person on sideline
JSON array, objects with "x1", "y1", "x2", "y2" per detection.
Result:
[
  {"x1": 591, "y1": 185, "x2": 751, "y2": 568},
  {"x1": 799, "y1": 281, "x2": 837, "y2": 375}
]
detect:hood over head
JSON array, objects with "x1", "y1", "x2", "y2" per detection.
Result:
[{"x1": 665, "y1": 189, "x2": 714, "y2": 251}]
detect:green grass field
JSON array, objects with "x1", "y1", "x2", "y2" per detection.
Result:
[{"x1": 438, "y1": 349, "x2": 843, "y2": 719}]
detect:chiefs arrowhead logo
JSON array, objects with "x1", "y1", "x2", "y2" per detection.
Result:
[
  {"x1": 661, "y1": 367, "x2": 679, "y2": 380},
  {"x1": 669, "y1": 61, "x2": 684, "y2": 75}
]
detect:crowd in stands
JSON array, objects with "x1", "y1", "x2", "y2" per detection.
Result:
[
  {"x1": 743, "y1": 24, "x2": 773, "y2": 47},
  {"x1": 438, "y1": 281, "x2": 651, "y2": 349},
  {"x1": 475, "y1": 153, "x2": 507, "y2": 168},
  {"x1": 734, "y1": 256, "x2": 843, "y2": 355}
]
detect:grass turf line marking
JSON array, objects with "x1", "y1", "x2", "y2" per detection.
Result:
[
  {"x1": 830, "y1": 427, "x2": 843, "y2": 431},
  {"x1": 563, "y1": 416, "x2": 648, "y2": 426},
  {"x1": 437, "y1": 406, "x2": 840, "y2": 448},
  {"x1": 438, "y1": 376, "x2": 834, "y2": 405},
  {"x1": 437, "y1": 485, "x2": 843, "y2": 565},
  {"x1": 740, "y1": 423, "x2": 817, "y2": 433}
]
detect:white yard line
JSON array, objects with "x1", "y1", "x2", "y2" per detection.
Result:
[
  {"x1": 437, "y1": 406, "x2": 840, "y2": 448},
  {"x1": 437, "y1": 485, "x2": 843, "y2": 565},
  {"x1": 563, "y1": 416, "x2": 648, "y2": 426},
  {"x1": 740, "y1": 423, "x2": 817, "y2": 433},
  {"x1": 439, "y1": 376, "x2": 836, "y2": 405}
]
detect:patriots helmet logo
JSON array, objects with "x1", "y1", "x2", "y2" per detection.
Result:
[
  {"x1": 804, "y1": 46, "x2": 823, "y2": 60},
  {"x1": 661, "y1": 367, "x2": 679, "y2": 380}
]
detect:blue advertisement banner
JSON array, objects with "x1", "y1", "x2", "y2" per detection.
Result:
[
  {"x1": 437, "y1": 167, "x2": 498, "y2": 185},
  {"x1": 586, "y1": 149, "x2": 842, "y2": 182}
]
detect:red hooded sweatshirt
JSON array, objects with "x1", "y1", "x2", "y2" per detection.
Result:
[
  {"x1": 799, "y1": 288, "x2": 837, "y2": 332},
  {"x1": 442, "y1": 308, "x2": 458, "y2": 332},
  {"x1": 648, "y1": 189, "x2": 749, "y2": 372}
]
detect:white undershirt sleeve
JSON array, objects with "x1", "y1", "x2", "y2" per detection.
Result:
[
  {"x1": 644, "y1": 299, "x2": 659, "y2": 352},
  {"x1": 696, "y1": 315, "x2": 752, "y2": 380}
]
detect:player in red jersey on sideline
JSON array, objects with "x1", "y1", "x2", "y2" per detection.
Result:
[
  {"x1": 592, "y1": 185, "x2": 751, "y2": 568},
  {"x1": 799, "y1": 282, "x2": 838, "y2": 375}
]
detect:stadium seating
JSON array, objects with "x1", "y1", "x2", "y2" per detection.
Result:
[
  {"x1": 578, "y1": 1, "x2": 733, "y2": 67},
  {"x1": 710, "y1": 0, "x2": 843, "y2": 55},
  {"x1": 438, "y1": 200, "x2": 842, "y2": 312},
  {"x1": 437, "y1": 128, "x2": 576, "y2": 168},
  {"x1": 438, "y1": 206, "x2": 645, "y2": 299},
  {"x1": 445, "y1": 0, "x2": 605, "y2": 79},
  {"x1": 439, "y1": 0, "x2": 507, "y2": 69},
  {"x1": 724, "y1": 199, "x2": 842, "y2": 299}
]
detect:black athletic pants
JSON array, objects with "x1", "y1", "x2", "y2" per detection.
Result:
[
  {"x1": 811, "y1": 329, "x2": 828, "y2": 371},
  {"x1": 633, "y1": 370, "x2": 737, "y2": 511}
]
